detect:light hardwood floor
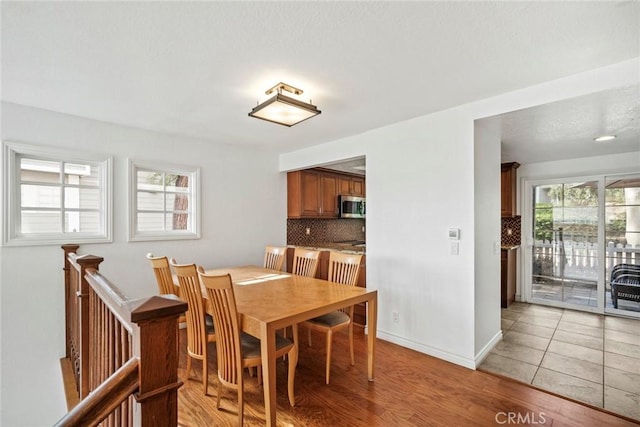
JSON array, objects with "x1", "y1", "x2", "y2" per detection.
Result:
[{"x1": 176, "y1": 326, "x2": 638, "y2": 426}]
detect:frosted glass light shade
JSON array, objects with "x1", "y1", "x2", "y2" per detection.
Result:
[{"x1": 249, "y1": 93, "x2": 320, "y2": 127}]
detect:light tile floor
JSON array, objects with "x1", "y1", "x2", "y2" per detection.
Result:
[{"x1": 479, "y1": 302, "x2": 640, "y2": 421}]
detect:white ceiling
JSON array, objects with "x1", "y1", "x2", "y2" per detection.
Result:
[
  {"x1": 2, "y1": 1, "x2": 639, "y2": 163},
  {"x1": 497, "y1": 84, "x2": 640, "y2": 164}
]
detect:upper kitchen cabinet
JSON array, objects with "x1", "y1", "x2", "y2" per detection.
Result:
[
  {"x1": 501, "y1": 162, "x2": 520, "y2": 217},
  {"x1": 339, "y1": 175, "x2": 365, "y2": 197},
  {"x1": 288, "y1": 170, "x2": 320, "y2": 217},
  {"x1": 288, "y1": 168, "x2": 365, "y2": 218},
  {"x1": 288, "y1": 169, "x2": 339, "y2": 218},
  {"x1": 320, "y1": 173, "x2": 339, "y2": 218}
]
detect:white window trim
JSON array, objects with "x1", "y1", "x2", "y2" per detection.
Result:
[
  {"x1": 2, "y1": 141, "x2": 113, "y2": 246},
  {"x1": 128, "y1": 159, "x2": 201, "y2": 242}
]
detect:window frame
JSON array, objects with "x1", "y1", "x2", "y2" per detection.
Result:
[
  {"x1": 2, "y1": 141, "x2": 113, "y2": 246},
  {"x1": 128, "y1": 159, "x2": 201, "y2": 242}
]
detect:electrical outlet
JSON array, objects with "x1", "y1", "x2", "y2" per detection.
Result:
[
  {"x1": 305, "y1": 228, "x2": 310, "y2": 235},
  {"x1": 392, "y1": 311, "x2": 399, "y2": 323}
]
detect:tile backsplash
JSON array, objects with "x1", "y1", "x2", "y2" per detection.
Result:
[
  {"x1": 287, "y1": 218, "x2": 365, "y2": 245},
  {"x1": 502, "y1": 216, "x2": 521, "y2": 246},
  {"x1": 289, "y1": 217, "x2": 518, "y2": 246}
]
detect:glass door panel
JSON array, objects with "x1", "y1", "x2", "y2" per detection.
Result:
[
  {"x1": 605, "y1": 174, "x2": 640, "y2": 315},
  {"x1": 531, "y1": 181, "x2": 599, "y2": 308}
]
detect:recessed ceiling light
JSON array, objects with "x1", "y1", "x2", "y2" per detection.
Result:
[{"x1": 593, "y1": 135, "x2": 617, "y2": 142}]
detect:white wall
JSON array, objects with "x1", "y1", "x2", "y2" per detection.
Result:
[
  {"x1": 473, "y1": 119, "x2": 502, "y2": 360},
  {"x1": 282, "y1": 108, "x2": 480, "y2": 365},
  {"x1": 280, "y1": 58, "x2": 639, "y2": 369},
  {"x1": 0, "y1": 102, "x2": 286, "y2": 426}
]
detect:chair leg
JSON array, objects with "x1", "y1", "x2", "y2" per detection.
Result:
[
  {"x1": 348, "y1": 322, "x2": 355, "y2": 366},
  {"x1": 288, "y1": 323, "x2": 298, "y2": 407},
  {"x1": 216, "y1": 380, "x2": 222, "y2": 410},
  {"x1": 238, "y1": 379, "x2": 244, "y2": 426},
  {"x1": 282, "y1": 326, "x2": 289, "y2": 360},
  {"x1": 308, "y1": 328, "x2": 313, "y2": 347},
  {"x1": 325, "y1": 330, "x2": 333, "y2": 385},
  {"x1": 202, "y1": 356, "x2": 208, "y2": 395},
  {"x1": 287, "y1": 349, "x2": 297, "y2": 406},
  {"x1": 185, "y1": 356, "x2": 193, "y2": 381}
]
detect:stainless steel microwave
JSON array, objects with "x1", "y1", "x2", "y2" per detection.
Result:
[{"x1": 339, "y1": 195, "x2": 365, "y2": 218}]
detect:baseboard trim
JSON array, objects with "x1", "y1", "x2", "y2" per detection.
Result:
[
  {"x1": 376, "y1": 331, "x2": 476, "y2": 369},
  {"x1": 474, "y1": 330, "x2": 503, "y2": 368}
]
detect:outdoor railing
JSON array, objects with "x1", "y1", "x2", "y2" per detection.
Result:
[{"x1": 533, "y1": 240, "x2": 640, "y2": 283}]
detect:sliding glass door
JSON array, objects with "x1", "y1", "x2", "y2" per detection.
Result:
[
  {"x1": 530, "y1": 179, "x2": 600, "y2": 309},
  {"x1": 525, "y1": 173, "x2": 640, "y2": 316}
]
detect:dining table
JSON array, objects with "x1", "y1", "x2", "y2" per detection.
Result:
[{"x1": 197, "y1": 265, "x2": 378, "y2": 427}]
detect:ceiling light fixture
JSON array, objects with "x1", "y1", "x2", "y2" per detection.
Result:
[
  {"x1": 248, "y1": 82, "x2": 321, "y2": 127},
  {"x1": 593, "y1": 135, "x2": 617, "y2": 142}
]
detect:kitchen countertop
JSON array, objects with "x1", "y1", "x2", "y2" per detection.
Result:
[
  {"x1": 501, "y1": 245, "x2": 520, "y2": 250},
  {"x1": 287, "y1": 242, "x2": 365, "y2": 255}
]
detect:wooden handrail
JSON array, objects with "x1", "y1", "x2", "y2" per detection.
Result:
[
  {"x1": 54, "y1": 358, "x2": 140, "y2": 427},
  {"x1": 59, "y1": 245, "x2": 187, "y2": 426}
]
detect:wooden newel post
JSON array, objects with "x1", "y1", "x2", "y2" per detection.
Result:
[
  {"x1": 130, "y1": 295, "x2": 187, "y2": 427},
  {"x1": 62, "y1": 245, "x2": 105, "y2": 399}
]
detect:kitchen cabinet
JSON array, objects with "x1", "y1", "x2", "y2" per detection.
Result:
[
  {"x1": 320, "y1": 173, "x2": 339, "y2": 218},
  {"x1": 288, "y1": 170, "x2": 321, "y2": 217},
  {"x1": 501, "y1": 162, "x2": 520, "y2": 217},
  {"x1": 288, "y1": 169, "x2": 365, "y2": 218},
  {"x1": 339, "y1": 175, "x2": 365, "y2": 197},
  {"x1": 501, "y1": 248, "x2": 517, "y2": 308}
]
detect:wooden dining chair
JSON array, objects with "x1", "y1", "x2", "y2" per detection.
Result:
[
  {"x1": 198, "y1": 272, "x2": 297, "y2": 425},
  {"x1": 171, "y1": 260, "x2": 216, "y2": 395},
  {"x1": 263, "y1": 246, "x2": 286, "y2": 271},
  {"x1": 303, "y1": 251, "x2": 362, "y2": 384},
  {"x1": 147, "y1": 253, "x2": 186, "y2": 324},
  {"x1": 147, "y1": 253, "x2": 178, "y2": 295},
  {"x1": 291, "y1": 248, "x2": 320, "y2": 278}
]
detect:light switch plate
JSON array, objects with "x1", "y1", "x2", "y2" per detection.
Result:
[{"x1": 450, "y1": 241, "x2": 459, "y2": 255}]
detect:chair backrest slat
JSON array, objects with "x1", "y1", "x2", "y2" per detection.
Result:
[
  {"x1": 199, "y1": 273, "x2": 244, "y2": 387},
  {"x1": 172, "y1": 262, "x2": 207, "y2": 356},
  {"x1": 264, "y1": 246, "x2": 286, "y2": 271},
  {"x1": 328, "y1": 252, "x2": 362, "y2": 286},
  {"x1": 292, "y1": 248, "x2": 320, "y2": 278},
  {"x1": 327, "y1": 252, "x2": 362, "y2": 315},
  {"x1": 147, "y1": 254, "x2": 176, "y2": 295}
]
